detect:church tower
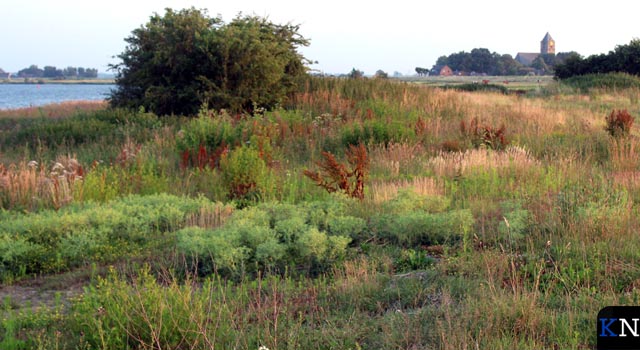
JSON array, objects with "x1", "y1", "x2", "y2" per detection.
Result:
[{"x1": 541, "y1": 32, "x2": 555, "y2": 55}]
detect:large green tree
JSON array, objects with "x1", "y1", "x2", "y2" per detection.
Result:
[{"x1": 109, "y1": 8, "x2": 309, "y2": 116}]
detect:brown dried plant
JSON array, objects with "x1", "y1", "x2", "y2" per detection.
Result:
[
  {"x1": 605, "y1": 109, "x2": 634, "y2": 138},
  {"x1": 303, "y1": 143, "x2": 369, "y2": 200},
  {"x1": 460, "y1": 117, "x2": 508, "y2": 150}
]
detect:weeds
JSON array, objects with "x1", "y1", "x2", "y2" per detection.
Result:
[
  {"x1": 460, "y1": 117, "x2": 508, "y2": 150},
  {"x1": 304, "y1": 143, "x2": 369, "y2": 200},
  {"x1": 2, "y1": 76, "x2": 640, "y2": 349},
  {"x1": 605, "y1": 109, "x2": 634, "y2": 138}
]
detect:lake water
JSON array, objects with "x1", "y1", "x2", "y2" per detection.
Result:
[{"x1": 0, "y1": 84, "x2": 115, "y2": 110}]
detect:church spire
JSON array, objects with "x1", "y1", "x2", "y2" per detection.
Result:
[{"x1": 541, "y1": 32, "x2": 555, "y2": 54}]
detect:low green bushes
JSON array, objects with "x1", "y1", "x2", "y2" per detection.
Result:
[
  {"x1": 176, "y1": 201, "x2": 357, "y2": 276},
  {"x1": 371, "y1": 190, "x2": 474, "y2": 246},
  {"x1": 0, "y1": 194, "x2": 210, "y2": 281}
]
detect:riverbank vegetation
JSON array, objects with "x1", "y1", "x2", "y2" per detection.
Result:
[{"x1": 1, "y1": 72, "x2": 640, "y2": 348}]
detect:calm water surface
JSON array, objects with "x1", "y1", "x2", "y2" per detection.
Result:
[{"x1": 0, "y1": 84, "x2": 115, "y2": 110}]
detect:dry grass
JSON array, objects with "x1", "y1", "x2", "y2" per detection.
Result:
[
  {"x1": 611, "y1": 170, "x2": 640, "y2": 191},
  {"x1": 427, "y1": 146, "x2": 540, "y2": 178},
  {"x1": 369, "y1": 177, "x2": 443, "y2": 203},
  {"x1": 369, "y1": 142, "x2": 426, "y2": 177},
  {"x1": 0, "y1": 157, "x2": 84, "y2": 210},
  {"x1": 610, "y1": 136, "x2": 640, "y2": 171}
]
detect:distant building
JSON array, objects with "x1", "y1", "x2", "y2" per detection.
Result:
[
  {"x1": 439, "y1": 65, "x2": 453, "y2": 76},
  {"x1": 515, "y1": 32, "x2": 555, "y2": 66},
  {"x1": 515, "y1": 53, "x2": 541, "y2": 66},
  {"x1": 540, "y1": 32, "x2": 555, "y2": 55},
  {"x1": 0, "y1": 68, "x2": 10, "y2": 79}
]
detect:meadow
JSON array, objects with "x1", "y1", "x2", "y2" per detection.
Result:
[{"x1": 1, "y1": 73, "x2": 640, "y2": 349}]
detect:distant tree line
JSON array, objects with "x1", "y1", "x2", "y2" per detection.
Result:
[
  {"x1": 554, "y1": 39, "x2": 640, "y2": 79},
  {"x1": 17, "y1": 65, "x2": 98, "y2": 79},
  {"x1": 432, "y1": 49, "x2": 522, "y2": 75},
  {"x1": 425, "y1": 48, "x2": 579, "y2": 76}
]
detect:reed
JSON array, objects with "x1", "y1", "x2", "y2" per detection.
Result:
[{"x1": 0, "y1": 157, "x2": 83, "y2": 210}]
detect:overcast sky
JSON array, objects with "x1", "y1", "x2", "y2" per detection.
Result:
[{"x1": 1, "y1": 0, "x2": 638, "y2": 75}]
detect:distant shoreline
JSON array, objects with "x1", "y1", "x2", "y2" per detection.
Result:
[{"x1": 0, "y1": 79, "x2": 115, "y2": 85}]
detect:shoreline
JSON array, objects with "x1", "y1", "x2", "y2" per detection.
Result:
[{"x1": 0, "y1": 79, "x2": 115, "y2": 85}]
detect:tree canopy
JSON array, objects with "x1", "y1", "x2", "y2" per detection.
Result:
[
  {"x1": 555, "y1": 39, "x2": 640, "y2": 79},
  {"x1": 430, "y1": 48, "x2": 581, "y2": 76},
  {"x1": 430, "y1": 49, "x2": 524, "y2": 75},
  {"x1": 109, "y1": 8, "x2": 310, "y2": 116}
]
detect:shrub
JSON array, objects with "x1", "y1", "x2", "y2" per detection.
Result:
[
  {"x1": 605, "y1": 109, "x2": 634, "y2": 138},
  {"x1": 369, "y1": 189, "x2": 473, "y2": 246},
  {"x1": 176, "y1": 202, "x2": 354, "y2": 276},
  {"x1": 176, "y1": 111, "x2": 239, "y2": 169},
  {"x1": 110, "y1": 8, "x2": 309, "y2": 115},
  {"x1": 373, "y1": 209, "x2": 474, "y2": 246},
  {"x1": 219, "y1": 146, "x2": 272, "y2": 203},
  {"x1": 0, "y1": 194, "x2": 209, "y2": 280},
  {"x1": 382, "y1": 189, "x2": 450, "y2": 214}
]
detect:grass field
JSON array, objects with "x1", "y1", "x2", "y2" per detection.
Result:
[
  {"x1": 400, "y1": 75, "x2": 556, "y2": 91},
  {"x1": 1, "y1": 74, "x2": 639, "y2": 349}
]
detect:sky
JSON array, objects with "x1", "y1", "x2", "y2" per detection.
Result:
[{"x1": 1, "y1": 0, "x2": 638, "y2": 76}]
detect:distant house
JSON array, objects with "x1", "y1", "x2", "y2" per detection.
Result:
[
  {"x1": 439, "y1": 65, "x2": 453, "y2": 76},
  {"x1": 515, "y1": 32, "x2": 555, "y2": 66},
  {"x1": 0, "y1": 68, "x2": 10, "y2": 79},
  {"x1": 515, "y1": 52, "x2": 540, "y2": 66}
]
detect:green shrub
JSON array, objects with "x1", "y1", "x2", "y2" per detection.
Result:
[
  {"x1": 326, "y1": 215, "x2": 367, "y2": 240},
  {"x1": 374, "y1": 209, "x2": 474, "y2": 246},
  {"x1": 176, "y1": 201, "x2": 354, "y2": 276},
  {"x1": 220, "y1": 145, "x2": 273, "y2": 203},
  {"x1": 0, "y1": 194, "x2": 209, "y2": 280},
  {"x1": 175, "y1": 111, "x2": 240, "y2": 168},
  {"x1": 382, "y1": 189, "x2": 451, "y2": 214},
  {"x1": 110, "y1": 9, "x2": 309, "y2": 115}
]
